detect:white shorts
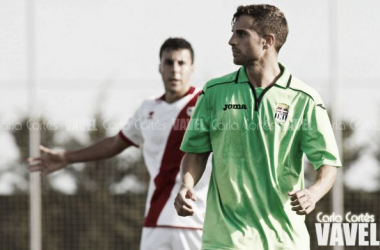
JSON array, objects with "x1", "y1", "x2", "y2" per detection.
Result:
[{"x1": 140, "y1": 227, "x2": 202, "y2": 250}]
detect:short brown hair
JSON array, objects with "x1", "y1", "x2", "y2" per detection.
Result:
[
  {"x1": 232, "y1": 4, "x2": 289, "y2": 52},
  {"x1": 159, "y1": 38, "x2": 194, "y2": 64}
]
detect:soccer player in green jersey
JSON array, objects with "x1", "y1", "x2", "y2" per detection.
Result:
[{"x1": 174, "y1": 4, "x2": 341, "y2": 250}]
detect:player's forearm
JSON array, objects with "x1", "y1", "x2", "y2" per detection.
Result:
[
  {"x1": 181, "y1": 152, "x2": 210, "y2": 188},
  {"x1": 308, "y1": 165, "x2": 337, "y2": 202},
  {"x1": 65, "y1": 135, "x2": 128, "y2": 164}
]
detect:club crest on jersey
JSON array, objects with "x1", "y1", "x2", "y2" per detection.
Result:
[
  {"x1": 274, "y1": 103, "x2": 289, "y2": 123},
  {"x1": 186, "y1": 107, "x2": 195, "y2": 117},
  {"x1": 148, "y1": 111, "x2": 154, "y2": 119}
]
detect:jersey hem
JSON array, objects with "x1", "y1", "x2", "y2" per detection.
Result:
[
  {"x1": 180, "y1": 146, "x2": 212, "y2": 154},
  {"x1": 202, "y1": 246, "x2": 236, "y2": 250},
  {"x1": 143, "y1": 225, "x2": 202, "y2": 230}
]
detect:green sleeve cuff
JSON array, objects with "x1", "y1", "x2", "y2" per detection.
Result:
[{"x1": 313, "y1": 159, "x2": 342, "y2": 171}]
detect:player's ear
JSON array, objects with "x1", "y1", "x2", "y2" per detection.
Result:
[{"x1": 263, "y1": 34, "x2": 275, "y2": 49}]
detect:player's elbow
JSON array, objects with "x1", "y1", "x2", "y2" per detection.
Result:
[{"x1": 109, "y1": 135, "x2": 130, "y2": 155}]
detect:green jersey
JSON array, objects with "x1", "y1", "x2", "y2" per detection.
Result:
[{"x1": 181, "y1": 63, "x2": 341, "y2": 250}]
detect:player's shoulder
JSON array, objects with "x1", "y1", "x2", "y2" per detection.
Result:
[
  {"x1": 140, "y1": 87, "x2": 201, "y2": 107},
  {"x1": 204, "y1": 70, "x2": 238, "y2": 91},
  {"x1": 136, "y1": 96, "x2": 163, "y2": 111},
  {"x1": 141, "y1": 96, "x2": 159, "y2": 105},
  {"x1": 288, "y1": 76, "x2": 323, "y2": 104}
]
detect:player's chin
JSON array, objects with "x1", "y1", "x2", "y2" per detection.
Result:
[{"x1": 232, "y1": 57, "x2": 244, "y2": 65}]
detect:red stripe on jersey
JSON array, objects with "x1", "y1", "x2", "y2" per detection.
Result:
[
  {"x1": 118, "y1": 131, "x2": 140, "y2": 148},
  {"x1": 144, "y1": 91, "x2": 200, "y2": 227},
  {"x1": 187, "y1": 86, "x2": 196, "y2": 95}
]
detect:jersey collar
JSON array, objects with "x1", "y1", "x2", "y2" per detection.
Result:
[{"x1": 234, "y1": 62, "x2": 292, "y2": 89}]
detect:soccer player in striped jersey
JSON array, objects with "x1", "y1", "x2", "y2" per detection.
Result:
[{"x1": 28, "y1": 38, "x2": 211, "y2": 250}]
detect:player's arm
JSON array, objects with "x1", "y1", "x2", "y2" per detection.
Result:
[
  {"x1": 288, "y1": 165, "x2": 337, "y2": 215},
  {"x1": 290, "y1": 94, "x2": 341, "y2": 215},
  {"x1": 28, "y1": 134, "x2": 131, "y2": 176},
  {"x1": 174, "y1": 152, "x2": 210, "y2": 217}
]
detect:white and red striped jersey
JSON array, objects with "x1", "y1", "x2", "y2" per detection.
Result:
[{"x1": 119, "y1": 86, "x2": 211, "y2": 230}]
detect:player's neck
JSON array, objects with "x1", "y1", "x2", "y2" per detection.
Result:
[
  {"x1": 245, "y1": 57, "x2": 281, "y2": 88},
  {"x1": 164, "y1": 88, "x2": 189, "y2": 103}
]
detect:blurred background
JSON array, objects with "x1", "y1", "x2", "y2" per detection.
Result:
[{"x1": 0, "y1": 0, "x2": 379, "y2": 249}]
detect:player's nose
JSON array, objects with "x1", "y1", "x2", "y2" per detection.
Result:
[
  {"x1": 171, "y1": 62, "x2": 181, "y2": 74},
  {"x1": 228, "y1": 34, "x2": 237, "y2": 46}
]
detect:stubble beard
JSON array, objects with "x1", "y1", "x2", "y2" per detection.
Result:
[{"x1": 233, "y1": 56, "x2": 246, "y2": 66}]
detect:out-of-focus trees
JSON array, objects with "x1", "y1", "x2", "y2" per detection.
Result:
[
  {"x1": 1, "y1": 112, "x2": 149, "y2": 250},
  {"x1": 304, "y1": 116, "x2": 379, "y2": 250}
]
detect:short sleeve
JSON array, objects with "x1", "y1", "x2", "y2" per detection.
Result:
[
  {"x1": 180, "y1": 87, "x2": 212, "y2": 153},
  {"x1": 119, "y1": 104, "x2": 144, "y2": 147},
  {"x1": 301, "y1": 97, "x2": 342, "y2": 170}
]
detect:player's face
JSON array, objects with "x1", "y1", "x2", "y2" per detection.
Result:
[
  {"x1": 228, "y1": 15, "x2": 266, "y2": 66},
  {"x1": 159, "y1": 49, "x2": 194, "y2": 95}
]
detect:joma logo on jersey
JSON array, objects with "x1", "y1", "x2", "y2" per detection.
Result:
[
  {"x1": 274, "y1": 103, "x2": 289, "y2": 123},
  {"x1": 223, "y1": 104, "x2": 247, "y2": 111}
]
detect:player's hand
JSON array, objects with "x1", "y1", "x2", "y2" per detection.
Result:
[
  {"x1": 174, "y1": 185, "x2": 197, "y2": 217},
  {"x1": 288, "y1": 188, "x2": 317, "y2": 215},
  {"x1": 28, "y1": 145, "x2": 68, "y2": 176}
]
